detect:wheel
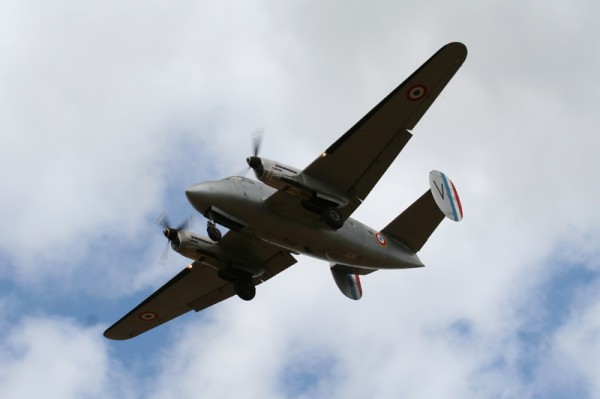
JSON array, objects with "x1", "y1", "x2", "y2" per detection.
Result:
[
  {"x1": 234, "y1": 280, "x2": 256, "y2": 301},
  {"x1": 208, "y1": 226, "x2": 222, "y2": 241},
  {"x1": 322, "y1": 207, "x2": 344, "y2": 230},
  {"x1": 207, "y1": 222, "x2": 222, "y2": 241}
]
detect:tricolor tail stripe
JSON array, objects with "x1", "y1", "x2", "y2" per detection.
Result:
[
  {"x1": 347, "y1": 274, "x2": 362, "y2": 300},
  {"x1": 450, "y1": 180, "x2": 463, "y2": 219},
  {"x1": 440, "y1": 172, "x2": 459, "y2": 221}
]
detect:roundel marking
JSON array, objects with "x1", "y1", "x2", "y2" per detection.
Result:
[
  {"x1": 139, "y1": 312, "x2": 158, "y2": 321},
  {"x1": 375, "y1": 232, "x2": 387, "y2": 246},
  {"x1": 407, "y1": 84, "x2": 427, "y2": 101}
]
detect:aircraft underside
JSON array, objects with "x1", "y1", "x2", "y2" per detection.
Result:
[{"x1": 104, "y1": 42, "x2": 467, "y2": 340}]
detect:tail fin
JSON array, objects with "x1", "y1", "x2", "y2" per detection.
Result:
[
  {"x1": 382, "y1": 171, "x2": 463, "y2": 252},
  {"x1": 428, "y1": 170, "x2": 463, "y2": 222},
  {"x1": 330, "y1": 265, "x2": 364, "y2": 300}
]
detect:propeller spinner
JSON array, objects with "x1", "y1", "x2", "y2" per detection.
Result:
[{"x1": 156, "y1": 213, "x2": 192, "y2": 264}]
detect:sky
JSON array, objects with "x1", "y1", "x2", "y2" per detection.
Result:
[{"x1": 1, "y1": 0, "x2": 599, "y2": 397}]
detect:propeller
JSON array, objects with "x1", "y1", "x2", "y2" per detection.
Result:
[
  {"x1": 251, "y1": 129, "x2": 263, "y2": 158},
  {"x1": 156, "y1": 212, "x2": 192, "y2": 265},
  {"x1": 238, "y1": 129, "x2": 264, "y2": 176}
]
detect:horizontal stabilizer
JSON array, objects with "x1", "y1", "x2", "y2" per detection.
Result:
[
  {"x1": 382, "y1": 191, "x2": 444, "y2": 252},
  {"x1": 382, "y1": 171, "x2": 463, "y2": 252}
]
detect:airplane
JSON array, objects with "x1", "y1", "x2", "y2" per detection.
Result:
[{"x1": 104, "y1": 42, "x2": 467, "y2": 340}]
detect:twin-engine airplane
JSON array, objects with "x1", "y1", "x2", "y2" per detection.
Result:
[{"x1": 105, "y1": 42, "x2": 467, "y2": 340}]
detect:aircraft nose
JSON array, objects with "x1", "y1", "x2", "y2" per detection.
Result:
[{"x1": 185, "y1": 182, "x2": 212, "y2": 213}]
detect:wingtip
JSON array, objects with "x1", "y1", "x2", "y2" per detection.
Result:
[
  {"x1": 447, "y1": 42, "x2": 468, "y2": 58},
  {"x1": 103, "y1": 328, "x2": 131, "y2": 341}
]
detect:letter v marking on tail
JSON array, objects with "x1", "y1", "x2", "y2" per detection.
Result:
[{"x1": 433, "y1": 181, "x2": 445, "y2": 199}]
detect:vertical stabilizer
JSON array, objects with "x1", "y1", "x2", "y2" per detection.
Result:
[{"x1": 429, "y1": 170, "x2": 463, "y2": 222}]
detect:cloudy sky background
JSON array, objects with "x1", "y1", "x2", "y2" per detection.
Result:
[{"x1": 1, "y1": 0, "x2": 599, "y2": 397}]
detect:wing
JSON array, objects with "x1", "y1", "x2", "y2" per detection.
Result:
[
  {"x1": 300, "y1": 42, "x2": 467, "y2": 219},
  {"x1": 104, "y1": 232, "x2": 296, "y2": 340}
]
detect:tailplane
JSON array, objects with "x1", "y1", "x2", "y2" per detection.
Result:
[{"x1": 382, "y1": 170, "x2": 463, "y2": 252}]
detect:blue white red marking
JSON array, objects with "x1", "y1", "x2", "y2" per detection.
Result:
[
  {"x1": 440, "y1": 172, "x2": 463, "y2": 221},
  {"x1": 375, "y1": 232, "x2": 387, "y2": 246},
  {"x1": 428, "y1": 170, "x2": 463, "y2": 222},
  {"x1": 139, "y1": 312, "x2": 158, "y2": 321},
  {"x1": 407, "y1": 84, "x2": 427, "y2": 100},
  {"x1": 347, "y1": 273, "x2": 362, "y2": 300}
]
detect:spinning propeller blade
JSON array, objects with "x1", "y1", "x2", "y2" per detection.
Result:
[
  {"x1": 238, "y1": 129, "x2": 264, "y2": 176},
  {"x1": 155, "y1": 212, "x2": 192, "y2": 265},
  {"x1": 251, "y1": 129, "x2": 263, "y2": 157}
]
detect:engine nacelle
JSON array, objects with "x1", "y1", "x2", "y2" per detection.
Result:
[
  {"x1": 247, "y1": 156, "x2": 350, "y2": 208},
  {"x1": 171, "y1": 231, "x2": 217, "y2": 261}
]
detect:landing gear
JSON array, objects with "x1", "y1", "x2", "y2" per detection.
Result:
[
  {"x1": 217, "y1": 268, "x2": 256, "y2": 301},
  {"x1": 234, "y1": 280, "x2": 256, "y2": 301},
  {"x1": 207, "y1": 220, "x2": 222, "y2": 241},
  {"x1": 322, "y1": 207, "x2": 344, "y2": 230}
]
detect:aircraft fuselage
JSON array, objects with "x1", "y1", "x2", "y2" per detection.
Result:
[{"x1": 185, "y1": 176, "x2": 423, "y2": 273}]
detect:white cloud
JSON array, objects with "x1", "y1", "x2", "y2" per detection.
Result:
[
  {"x1": 0, "y1": 315, "x2": 130, "y2": 399},
  {"x1": 1, "y1": 0, "x2": 600, "y2": 398}
]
